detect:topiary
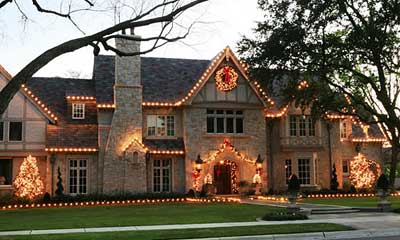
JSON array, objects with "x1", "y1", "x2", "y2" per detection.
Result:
[
  {"x1": 288, "y1": 174, "x2": 300, "y2": 193},
  {"x1": 331, "y1": 164, "x2": 339, "y2": 191},
  {"x1": 376, "y1": 174, "x2": 389, "y2": 191},
  {"x1": 55, "y1": 167, "x2": 64, "y2": 196}
]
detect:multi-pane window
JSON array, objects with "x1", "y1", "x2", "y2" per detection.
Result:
[
  {"x1": 298, "y1": 158, "x2": 311, "y2": 185},
  {"x1": 147, "y1": 115, "x2": 175, "y2": 137},
  {"x1": 289, "y1": 115, "x2": 315, "y2": 137},
  {"x1": 72, "y1": 103, "x2": 85, "y2": 119},
  {"x1": 0, "y1": 159, "x2": 12, "y2": 185},
  {"x1": 206, "y1": 110, "x2": 243, "y2": 134},
  {"x1": 342, "y1": 159, "x2": 349, "y2": 175},
  {"x1": 153, "y1": 159, "x2": 171, "y2": 192},
  {"x1": 340, "y1": 121, "x2": 348, "y2": 139},
  {"x1": 285, "y1": 159, "x2": 292, "y2": 184},
  {"x1": 0, "y1": 122, "x2": 3, "y2": 141},
  {"x1": 289, "y1": 116, "x2": 297, "y2": 136},
  {"x1": 9, "y1": 122, "x2": 22, "y2": 141},
  {"x1": 69, "y1": 159, "x2": 88, "y2": 194}
]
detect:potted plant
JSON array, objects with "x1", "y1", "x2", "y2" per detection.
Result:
[
  {"x1": 376, "y1": 173, "x2": 391, "y2": 211},
  {"x1": 287, "y1": 174, "x2": 301, "y2": 213}
]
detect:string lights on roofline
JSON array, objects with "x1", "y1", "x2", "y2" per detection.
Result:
[
  {"x1": 123, "y1": 138, "x2": 185, "y2": 155},
  {"x1": 45, "y1": 148, "x2": 98, "y2": 152},
  {"x1": 20, "y1": 84, "x2": 58, "y2": 121},
  {"x1": 66, "y1": 96, "x2": 95, "y2": 101},
  {"x1": 97, "y1": 104, "x2": 115, "y2": 108},
  {"x1": 351, "y1": 138, "x2": 387, "y2": 143},
  {"x1": 265, "y1": 105, "x2": 289, "y2": 118}
]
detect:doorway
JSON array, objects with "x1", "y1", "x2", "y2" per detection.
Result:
[{"x1": 214, "y1": 163, "x2": 232, "y2": 194}]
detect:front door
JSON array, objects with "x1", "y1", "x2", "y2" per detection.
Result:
[{"x1": 214, "y1": 164, "x2": 231, "y2": 194}]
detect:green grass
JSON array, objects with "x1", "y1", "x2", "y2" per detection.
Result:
[
  {"x1": 0, "y1": 203, "x2": 283, "y2": 231},
  {"x1": 0, "y1": 224, "x2": 352, "y2": 240},
  {"x1": 301, "y1": 196, "x2": 400, "y2": 209}
]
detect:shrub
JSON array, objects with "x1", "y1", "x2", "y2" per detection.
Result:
[
  {"x1": 262, "y1": 212, "x2": 308, "y2": 221},
  {"x1": 393, "y1": 208, "x2": 400, "y2": 214},
  {"x1": 246, "y1": 189, "x2": 256, "y2": 196},
  {"x1": 43, "y1": 192, "x2": 51, "y2": 203},
  {"x1": 376, "y1": 174, "x2": 389, "y2": 191},
  {"x1": 331, "y1": 164, "x2": 339, "y2": 191},
  {"x1": 55, "y1": 167, "x2": 64, "y2": 196},
  {"x1": 187, "y1": 189, "x2": 195, "y2": 197},
  {"x1": 288, "y1": 174, "x2": 300, "y2": 193}
]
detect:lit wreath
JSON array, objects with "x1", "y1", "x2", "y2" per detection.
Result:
[{"x1": 215, "y1": 66, "x2": 238, "y2": 91}]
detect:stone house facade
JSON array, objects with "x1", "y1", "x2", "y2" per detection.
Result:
[{"x1": 0, "y1": 33, "x2": 386, "y2": 196}]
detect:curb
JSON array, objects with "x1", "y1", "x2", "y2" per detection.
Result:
[{"x1": 185, "y1": 228, "x2": 400, "y2": 240}]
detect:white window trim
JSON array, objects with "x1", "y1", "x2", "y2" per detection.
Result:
[
  {"x1": 147, "y1": 115, "x2": 175, "y2": 137},
  {"x1": 152, "y1": 158, "x2": 173, "y2": 193},
  {"x1": 288, "y1": 115, "x2": 316, "y2": 137},
  {"x1": 72, "y1": 103, "x2": 85, "y2": 120},
  {"x1": 67, "y1": 158, "x2": 89, "y2": 195},
  {"x1": 8, "y1": 121, "x2": 23, "y2": 142}
]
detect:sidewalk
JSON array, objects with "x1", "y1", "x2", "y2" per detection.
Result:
[{"x1": 0, "y1": 214, "x2": 399, "y2": 236}]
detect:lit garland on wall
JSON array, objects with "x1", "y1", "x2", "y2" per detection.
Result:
[
  {"x1": 13, "y1": 155, "x2": 44, "y2": 200},
  {"x1": 351, "y1": 138, "x2": 386, "y2": 143},
  {"x1": 1, "y1": 197, "x2": 241, "y2": 210},
  {"x1": 20, "y1": 84, "x2": 58, "y2": 121},
  {"x1": 45, "y1": 148, "x2": 98, "y2": 152},
  {"x1": 204, "y1": 140, "x2": 255, "y2": 164},
  {"x1": 297, "y1": 80, "x2": 309, "y2": 90},
  {"x1": 349, "y1": 153, "x2": 381, "y2": 189},
  {"x1": 265, "y1": 105, "x2": 289, "y2": 118}
]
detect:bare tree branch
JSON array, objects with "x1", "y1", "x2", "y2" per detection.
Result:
[{"x1": 0, "y1": 0, "x2": 12, "y2": 9}]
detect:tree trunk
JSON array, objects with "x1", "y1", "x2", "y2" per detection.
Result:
[{"x1": 389, "y1": 145, "x2": 399, "y2": 189}]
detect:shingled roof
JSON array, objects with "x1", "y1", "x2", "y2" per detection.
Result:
[{"x1": 92, "y1": 55, "x2": 210, "y2": 104}]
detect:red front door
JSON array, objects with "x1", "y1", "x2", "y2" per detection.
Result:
[{"x1": 214, "y1": 164, "x2": 231, "y2": 194}]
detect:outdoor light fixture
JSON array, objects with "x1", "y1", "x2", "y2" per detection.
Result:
[
  {"x1": 195, "y1": 154, "x2": 203, "y2": 172},
  {"x1": 255, "y1": 154, "x2": 263, "y2": 171}
]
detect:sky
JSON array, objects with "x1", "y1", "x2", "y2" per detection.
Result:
[{"x1": 0, "y1": 0, "x2": 263, "y2": 78}]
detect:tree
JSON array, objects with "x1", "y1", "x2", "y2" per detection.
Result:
[
  {"x1": 13, "y1": 155, "x2": 44, "y2": 199},
  {"x1": 331, "y1": 164, "x2": 339, "y2": 191},
  {"x1": 238, "y1": 0, "x2": 400, "y2": 188},
  {"x1": 55, "y1": 167, "x2": 64, "y2": 197},
  {"x1": 0, "y1": 0, "x2": 207, "y2": 114}
]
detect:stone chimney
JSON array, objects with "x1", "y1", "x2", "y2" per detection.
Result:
[{"x1": 102, "y1": 30, "x2": 146, "y2": 193}]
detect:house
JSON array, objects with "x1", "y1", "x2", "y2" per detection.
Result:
[{"x1": 0, "y1": 32, "x2": 386, "y2": 196}]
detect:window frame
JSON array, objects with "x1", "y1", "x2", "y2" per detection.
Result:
[
  {"x1": 0, "y1": 159, "x2": 12, "y2": 185},
  {"x1": 342, "y1": 159, "x2": 350, "y2": 175},
  {"x1": 68, "y1": 158, "x2": 88, "y2": 195},
  {"x1": 340, "y1": 120, "x2": 348, "y2": 139},
  {"x1": 8, "y1": 121, "x2": 23, "y2": 142},
  {"x1": 206, "y1": 109, "x2": 244, "y2": 134},
  {"x1": 147, "y1": 115, "x2": 175, "y2": 137},
  {"x1": 297, "y1": 158, "x2": 311, "y2": 185},
  {"x1": 288, "y1": 115, "x2": 316, "y2": 137},
  {"x1": 72, "y1": 103, "x2": 85, "y2": 120},
  {"x1": 153, "y1": 159, "x2": 172, "y2": 193}
]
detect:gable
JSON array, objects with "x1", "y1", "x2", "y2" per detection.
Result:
[
  {"x1": 186, "y1": 47, "x2": 267, "y2": 107},
  {"x1": 192, "y1": 60, "x2": 263, "y2": 105}
]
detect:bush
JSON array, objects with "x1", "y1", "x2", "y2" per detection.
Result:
[
  {"x1": 331, "y1": 164, "x2": 339, "y2": 191},
  {"x1": 55, "y1": 167, "x2": 64, "y2": 196},
  {"x1": 262, "y1": 212, "x2": 308, "y2": 221},
  {"x1": 187, "y1": 189, "x2": 195, "y2": 197},
  {"x1": 238, "y1": 180, "x2": 250, "y2": 187},
  {"x1": 246, "y1": 189, "x2": 256, "y2": 196},
  {"x1": 393, "y1": 208, "x2": 400, "y2": 214},
  {"x1": 43, "y1": 192, "x2": 51, "y2": 203},
  {"x1": 288, "y1": 174, "x2": 300, "y2": 193},
  {"x1": 376, "y1": 174, "x2": 390, "y2": 191}
]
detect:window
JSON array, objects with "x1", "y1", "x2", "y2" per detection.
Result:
[
  {"x1": 285, "y1": 159, "x2": 292, "y2": 184},
  {"x1": 72, "y1": 103, "x2": 85, "y2": 119},
  {"x1": 147, "y1": 115, "x2": 175, "y2": 137},
  {"x1": 298, "y1": 158, "x2": 311, "y2": 185},
  {"x1": 289, "y1": 115, "x2": 315, "y2": 137},
  {"x1": 206, "y1": 110, "x2": 243, "y2": 134},
  {"x1": 340, "y1": 121, "x2": 348, "y2": 139},
  {"x1": 342, "y1": 159, "x2": 349, "y2": 175},
  {"x1": 0, "y1": 122, "x2": 3, "y2": 141},
  {"x1": 9, "y1": 122, "x2": 22, "y2": 141},
  {"x1": 69, "y1": 159, "x2": 88, "y2": 194},
  {"x1": 0, "y1": 159, "x2": 12, "y2": 185},
  {"x1": 299, "y1": 117, "x2": 306, "y2": 136},
  {"x1": 153, "y1": 159, "x2": 171, "y2": 192}
]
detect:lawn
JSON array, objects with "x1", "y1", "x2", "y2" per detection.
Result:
[
  {"x1": 301, "y1": 196, "x2": 400, "y2": 209},
  {"x1": 0, "y1": 203, "x2": 283, "y2": 231},
  {"x1": 0, "y1": 224, "x2": 352, "y2": 240}
]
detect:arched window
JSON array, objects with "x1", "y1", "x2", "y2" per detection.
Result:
[{"x1": 132, "y1": 151, "x2": 139, "y2": 163}]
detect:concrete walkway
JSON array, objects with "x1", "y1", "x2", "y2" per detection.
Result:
[{"x1": 0, "y1": 213, "x2": 400, "y2": 236}]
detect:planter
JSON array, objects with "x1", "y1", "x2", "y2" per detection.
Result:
[
  {"x1": 377, "y1": 189, "x2": 391, "y2": 212},
  {"x1": 286, "y1": 192, "x2": 300, "y2": 213},
  {"x1": 0, "y1": 176, "x2": 5, "y2": 185}
]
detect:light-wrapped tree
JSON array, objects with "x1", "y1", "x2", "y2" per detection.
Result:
[{"x1": 13, "y1": 155, "x2": 44, "y2": 199}]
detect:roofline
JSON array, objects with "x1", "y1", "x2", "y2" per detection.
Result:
[{"x1": 0, "y1": 64, "x2": 12, "y2": 80}]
